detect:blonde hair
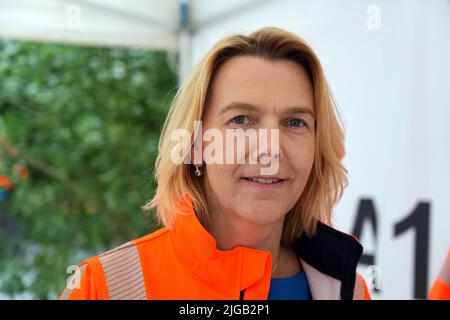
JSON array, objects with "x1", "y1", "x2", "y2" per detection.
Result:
[{"x1": 143, "y1": 27, "x2": 348, "y2": 246}]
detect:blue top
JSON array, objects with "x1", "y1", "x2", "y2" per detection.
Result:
[{"x1": 268, "y1": 270, "x2": 312, "y2": 300}]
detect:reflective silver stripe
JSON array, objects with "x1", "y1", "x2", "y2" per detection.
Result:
[
  {"x1": 99, "y1": 242, "x2": 134, "y2": 257},
  {"x1": 104, "y1": 258, "x2": 141, "y2": 278},
  {"x1": 353, "y1": 274, "x2": 365, "y2": 300},
  {"x1": 130, "y1": 290, "x2": 147, "y2": 300},
  {"x1": 108, "y1": 270, "x2": 143, "y2": 292},
  {"x1": 122, "y1": 285, "x2": 147, "y2": 300},
  {"x1": 59, "y1": 264, "x2": 88, "y2": 300},
  {"x1": 109, "y1": 273, "x2": 144, "y2": 297},
  {"x1": 100, "y1": 247, "x2": 135, "y2": 263},
  {"x1": 105, "y1": 262, "x2": 141, "y2": 282},
  {"x1": 439, "y1": 255, "x2": 450, "y2": 285},
  {"x1": 101, "y1": 248, "x2": 137, "y2": 266},
  {"x1": 99, "y1": 243, "x2": 147, "y2": 300},
  {"x1": 101, "y1": 250, "x2": 139, "y2": 271},
  {"x1": 103, "y1": 252, "x2": 140, "y2": 272},
  {"x1": 107, "y1": 265, "x2": 142, "y2": 287},
  {"x1": 111, "y1": 282, "x2": 145, "y2": 300}
]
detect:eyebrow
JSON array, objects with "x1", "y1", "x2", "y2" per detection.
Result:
[{"x1": 219, "y1": 101, "x2": 315, "y2": 119}]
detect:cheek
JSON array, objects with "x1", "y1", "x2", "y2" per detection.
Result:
[
  {"x1": 289, "y1": 139, "x2": 315, "y2": 181},
  {"x1": 204, "y1": 164, "x2": 239, "y2": 190}
]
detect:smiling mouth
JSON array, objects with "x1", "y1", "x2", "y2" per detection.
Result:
[{"x1": 242, "y1": 177, "x2": 286, "y2": 184}]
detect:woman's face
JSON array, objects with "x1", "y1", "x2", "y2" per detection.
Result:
[{"x1": 201, "y1": 55, "x2": 315, "y2": 226}]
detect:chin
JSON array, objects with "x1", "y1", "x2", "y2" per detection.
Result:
[{"x1": 237, "y1": 203, "x2": 285, "y2": 225}]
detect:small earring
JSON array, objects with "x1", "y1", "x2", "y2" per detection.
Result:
[{"x1": 194, "y1": 165, "x2": 203, "y2": 177}]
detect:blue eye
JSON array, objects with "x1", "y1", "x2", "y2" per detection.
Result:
[
  {"x1": 231, "y1": 115, "x2": 248, "y2": 125},
  {"x1": 288, "y1": 119, "x2": 307, "y2": 128}
]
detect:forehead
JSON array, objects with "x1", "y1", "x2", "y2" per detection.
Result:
[{"x1": 207, "y1": 55, "x2": 314, "y2": 114}]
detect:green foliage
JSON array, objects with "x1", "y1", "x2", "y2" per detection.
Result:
[{"x1": 0, "y1": 40, "x2": 177, "y2": 299}]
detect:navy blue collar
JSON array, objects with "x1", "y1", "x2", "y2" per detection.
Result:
[{"x1": 291, "y1": 221, "x2": 363, "y2": 300}]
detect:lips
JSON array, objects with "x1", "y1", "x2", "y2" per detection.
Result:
[
  {"x1": 242, "y1": 177, "x2": 284, "y2": 184},
  {"x1": 241, "y1": 176, "x2": 286, "y2": 190}
]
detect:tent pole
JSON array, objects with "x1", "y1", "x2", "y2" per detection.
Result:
[{"x1": 178, "y1": 0, "x2": 193, "y2": 84}]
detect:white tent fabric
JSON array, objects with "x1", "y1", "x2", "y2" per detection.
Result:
[
  {"x1": 0, "y1": 0, "x2": 271, "y2": 79},
  {"x1": 0, "y1": 0, "x2": 178, "y2": 50},
  {"x1": 1, "y1": 0, "x2": 449, "y2": 300}
]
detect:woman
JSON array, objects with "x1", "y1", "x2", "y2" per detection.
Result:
[{"x1": 60, "y1": 27, "x2": 371, "y2": 300}]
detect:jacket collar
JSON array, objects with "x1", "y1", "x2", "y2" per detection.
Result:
[
  {"x1": 170, "y1": 194, "x2": 363, "y2": 300},
  {"x1": 293, "y1": 222, "x2": 363, "y2": 299},
  {"x1": 170, "y1": 194, "x2": 272, "y2": 299}
]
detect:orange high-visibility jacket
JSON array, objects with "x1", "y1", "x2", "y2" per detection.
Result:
[
  {"x1": 60, "y1": 194, "x2": 371, "y2": 300},
  {"x1": 428, "y1": 249, "x2": 450, "y2": 300}
]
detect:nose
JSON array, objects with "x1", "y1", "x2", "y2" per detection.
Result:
[
  {"x1": 249, "y1": 122, "x2": 284, "y2": 165},
  {"x1": 259, "y1": 151, "x2": 280, "y2": 165}
]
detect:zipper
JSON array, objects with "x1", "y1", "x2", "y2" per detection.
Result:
[{"x1": 239, "y1": 289, "x2": 245, "y2": 300}]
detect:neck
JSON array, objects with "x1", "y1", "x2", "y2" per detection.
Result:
[{"x1": 204, "y1": 197, "x2": 285, "y2": 275}]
